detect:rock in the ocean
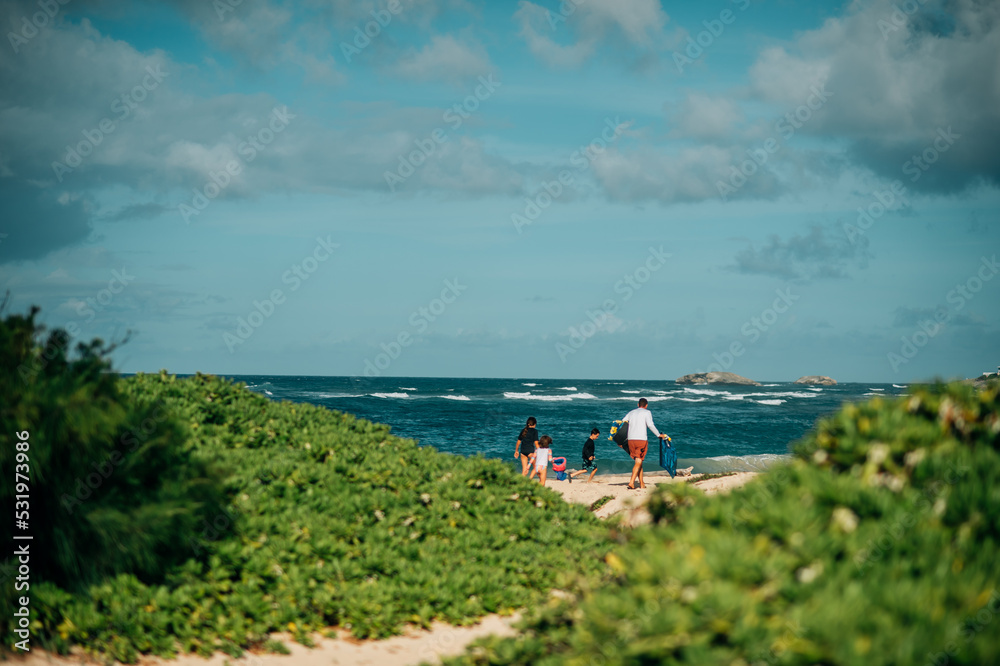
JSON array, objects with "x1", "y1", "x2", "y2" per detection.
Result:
[
  {"x1": 675, "y1": 372, "x2": 760, "y2": 386},
  {"x1": 794, "y1": 375, "x2": 837, "y2": 385}
]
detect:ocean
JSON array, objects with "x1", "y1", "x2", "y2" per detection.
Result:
[{"x1": 229, "y1": 376, "x2": 908, "y2": 475}]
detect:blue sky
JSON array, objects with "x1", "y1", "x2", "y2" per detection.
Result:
[{"x1": 1, "y1": 0, "x2": 998, "y2": 382}]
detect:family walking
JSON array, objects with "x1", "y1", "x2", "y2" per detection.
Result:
[{"x1": 513, "y1": 398, "x2": 668, "y2": 488}]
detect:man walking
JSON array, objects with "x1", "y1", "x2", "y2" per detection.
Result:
[{"x1": 622, "y1": 398, "x2": 668, "y2": 490}]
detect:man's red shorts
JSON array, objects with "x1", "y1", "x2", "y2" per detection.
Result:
[{"x1": 628, "y1": 440, "x2": 648, "y2": 460}]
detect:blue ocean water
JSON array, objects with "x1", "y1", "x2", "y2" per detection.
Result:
[{"x1": 228, "y1": 376, "x2": 909, "y2": 475}]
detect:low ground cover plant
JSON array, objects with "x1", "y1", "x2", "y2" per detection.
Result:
[
  {"x1": 446, "y1": 381, "x2": 1000, "y2": 665},
  {"x1": 1, "y1": 310, "x2": 610, "y2": 662}
]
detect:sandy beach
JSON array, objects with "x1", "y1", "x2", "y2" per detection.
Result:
[
  {"x1": 14, "y1": 470, "x2": 755, "y2": 666},
  {"x1": 14, "y1": 615, "x2": 521, "y2": 666},
  {"x1": 545, "y1": 469, "x2": 758, "y2": 526}
]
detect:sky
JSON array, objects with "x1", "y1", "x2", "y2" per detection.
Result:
[{"x1": 1, "y1": 0, "x2": 998, "y2": 383}]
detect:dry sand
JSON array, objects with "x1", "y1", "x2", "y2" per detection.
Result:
[
  {"x1": 14, "y1": 471, "x2": 755, "y2": 666},
  {"x1": 14, "y1": 615, "x2": 519, "y2": 666},
  {"x1": 545, "y1": 469, "x2": 757, "y2": 526}
]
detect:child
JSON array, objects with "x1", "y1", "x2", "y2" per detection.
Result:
[
  {"x1": 529, "y1": 435, "x2": 554, "y2": 486},
  {"x1": 570, "y1": 428, "x2": 600, "y2": 483},
  {"x1": 514, "y1": 417, "x2": 538, "y2": 477}
]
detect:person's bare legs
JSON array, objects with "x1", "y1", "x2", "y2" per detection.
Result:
[
  {"x1": 638, "y1": 461, "x2": 645, "y2": 488},
  {"x1": 538, "y1": 466, "x2": 547, "y2": 486},
  {"x1": 520, "y1": 453, "x2": 532, "y2": 476},
  {"x1": 628, "y1": 456, "x2": 642, "y2": 489},
  {"x1": 587, "y1": 467, "x2": 598, "y2": 483}
]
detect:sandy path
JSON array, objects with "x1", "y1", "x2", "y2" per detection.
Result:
[
  {"x1": 15, "y1": 472, "x2": 755, "y2": 666},
  {"x1": 15, "y1": 614, "x2": 519, "y2": 666},
  {"x1": 545, "y1": 470, "x2": 758, "y2": 526}
]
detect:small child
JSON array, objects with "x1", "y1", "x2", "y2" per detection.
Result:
[
  {"x1": 570, "y1": 428, "x2": 600, "y2": 483},
  {"x1": 529, "y1": 435, "x2": 554, "y2": 486}
]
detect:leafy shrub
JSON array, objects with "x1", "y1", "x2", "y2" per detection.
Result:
[
  {"x1": 2, "y1": 312, "x2": 611, "y2": 661},
  {"x1": 0, "y1": 307, "x2": 226, "y2": 591},
  {"x1": 446, "y1": 381, "x2": 1000, "y2": 665}
]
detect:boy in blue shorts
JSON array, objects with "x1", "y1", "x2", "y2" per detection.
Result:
[{"x1": 570, "y1": 428, "x2": 600, "y2": 483}]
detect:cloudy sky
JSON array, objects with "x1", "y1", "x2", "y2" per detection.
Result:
[{"x1": 1, "y1": 0, "x2": 998, "y2": 382}]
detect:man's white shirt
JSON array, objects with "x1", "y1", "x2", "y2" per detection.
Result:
[{"x1": 623, "y1": 407, "x2": 660, "y2": 441}]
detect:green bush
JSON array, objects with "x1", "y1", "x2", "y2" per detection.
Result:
[
  {"x1": 0, "y1": 307, "x2": 226, "y2": 590},
  {"x1": 2, "y1": 308, "x2": 611, "y2": 661},
  {"x1": 446, "y1": 381, "x2": 1000, "y2": 665}
]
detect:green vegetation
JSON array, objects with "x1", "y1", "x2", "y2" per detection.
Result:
[
  {"x1": 6, "y1": 304, "x2": 999, "y2": 665},
  {"x1": 686, "y1": 471, "x2": 737, "y2": 483},
  {"x1": 589, "y1": 496, "x2": 613, "y2": 512},
  {"x1": 0, "y1": 306, "x2": 226, "y2": 589},
  {"x1": 1, "y1": 310, "x2": 610, "y2": 662},
  {"x1": 446, "y1": 381, "x2": 1000, "y2": 665}
]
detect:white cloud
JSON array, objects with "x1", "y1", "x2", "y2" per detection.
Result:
[
  {"x1": 0, "y1": 15, "x2": 525, "y2": 261},
  {"x1": 669, "y1": 93, "x2": 744, "y2": 141},
  {"x1": 393, "y1": 34, "x2": 492, "y2": 84},
  {"x1": 747, "y1": 0, "x2": 1000, "y2": 192},
  {"x1": 514, "y1": 0, "x2": 674, "y2": 68},
  {"x1": 589, "y1": 144, "x2": 779, "y2": 204}
]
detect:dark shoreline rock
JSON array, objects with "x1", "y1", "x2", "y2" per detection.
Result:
[
  {"x1": 675, "y1": 372, "x2": 760, "y2": 386},
  {"x1": 794, "y1": 375, "x2": 837, "y2": 385}
]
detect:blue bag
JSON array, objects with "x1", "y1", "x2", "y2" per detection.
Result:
[{"x1": 659, "y1": 437, "x2": 677, "y2": 478}]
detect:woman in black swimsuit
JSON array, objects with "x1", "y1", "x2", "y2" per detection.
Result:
[{"x1": 514, "y1": 416, "x2": 538, "y2": 476}]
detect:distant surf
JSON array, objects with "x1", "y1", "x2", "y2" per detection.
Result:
[
  {"x1": 504, "y1": 391, "x2": 599, "y2": 402},
  {"x1": 234, "y1": 376, "x2": 892, "y2": 476}
]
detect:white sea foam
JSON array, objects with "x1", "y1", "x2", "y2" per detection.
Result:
[
  {"x1": 608, "y1": 396, "x2": 672, "y2": 402},
  {"x1": 522, "y1": 383, "x2": 538, "y2": 387},
  {"x1": 677, "y1": 397, "x2": 708, "y2": 402},
  {"x1": 620, "y1": 390, "x2": 640, "y2": 394},
  {"x1": 371, "y1": 392, "x2": 409, "y2": 399},
  {"x1": 723, "y1": 391, "x2": 819, "y2": 399},
  {"x1": 559, "y1": 386, "x2": 578, "y2": 391},
  {"x1": 893, "y1": 384, "x2": 907, "y2": 388},
  {"x1": 869, "y1": 388, "x2": 885, "y2": 391},
  {"x1": 682, "y1": 388, "x2": 732, "y2": 396},
  {"x1": 504, "y1": 391, "x2": 597, "y2": 402},
  {"x1": 760, "y1": 383, "x2": 780, "y2": 387},
  {"x1": 684, "y1": 453, "x2": 790, "y2": 473},
  {"x1": 756, "y1": 399, "x2": 785, "y2": 405},
  {"x1": 806, "y1": 387, "x2": 823, "y2": 392},
  {"x1": 439, "y1": 395, "x2": 471, "y2": 401},
  {"x1": 400, "y1": 387, "x2": 417, "y2": 391}
]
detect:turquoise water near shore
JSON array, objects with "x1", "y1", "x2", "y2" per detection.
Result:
[{"x1": 229, "y1": 376, "x2": 907, "y2": 474}]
